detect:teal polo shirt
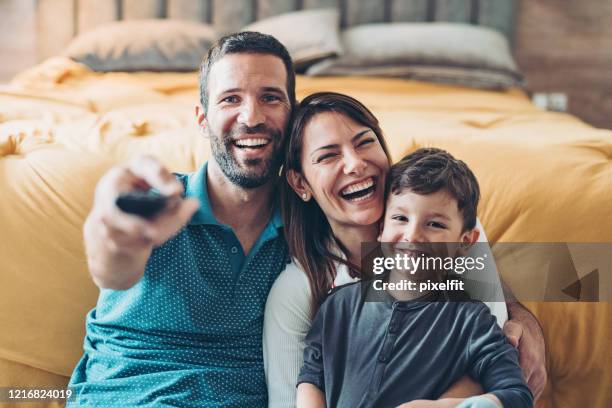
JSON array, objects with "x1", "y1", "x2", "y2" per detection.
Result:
[{"x1": 68, "y1": 163, "x2": 289, "y2": 407}]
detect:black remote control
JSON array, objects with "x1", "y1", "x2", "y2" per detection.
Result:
[{"x1": 116, "y1": 190, "x2": 169, "y2": 218}]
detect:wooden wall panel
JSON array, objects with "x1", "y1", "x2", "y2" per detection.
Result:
[
  {"x1": 77, "y1": 0, "x2": 119, "y2": 34},
  {"x1": 123, "y1": 0, "x2": 166, "y2": 20},
  {"x1": 37, "y1": 0, "x2": 75, "y2": 59},
  {"x1": 168, "y1": 0, "x2": 210, "y2": 22},
  {"x1": 257, "y1": 0, "x2": 299, "y2": 19},
  {"x1": 514, "y1": 0, "x2": 612, "y2": 129},
  {"x1": 389, "y1": 0, "x2": 429, "y2": 22},
  {"x1": 212, "y1": 0, "x2": 254, "y2": 34}
]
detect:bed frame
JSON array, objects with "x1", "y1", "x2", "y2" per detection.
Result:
[{"x1": 36, "y1": 0, "x2": 515, "y2": 59}]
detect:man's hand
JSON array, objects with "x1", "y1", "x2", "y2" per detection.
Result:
[
  {"x1": 84, "y1": 155, "x2": 199, "y2": 290},
  {"x1": 504, "y1": 302, "x2": 547, "y2": 401}
]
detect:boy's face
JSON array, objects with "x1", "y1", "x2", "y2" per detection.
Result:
[{"x1": 379, "y1": 188, "x2": 479, "y2": 257}]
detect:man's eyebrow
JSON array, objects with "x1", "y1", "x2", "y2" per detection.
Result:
[
  {"x1": 218, "y1": 88, "x2": 242, "y2": 96},
  {"x1": 310, "y1": 129, "x2": 372, "y2": 158},
  {"x1": 262, "y1": 86, "x2": 287, "y2": 96}
]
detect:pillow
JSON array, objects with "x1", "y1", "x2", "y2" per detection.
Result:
[
  {"x1": 306, "y1": 23, "x2": 523, "y2": 89},
  {"x1": 63, "y1": 20, "x2": 217, "y2": 72},
  {"x1": 242, "y1": 8, "x2": 342, "y2": 72}
]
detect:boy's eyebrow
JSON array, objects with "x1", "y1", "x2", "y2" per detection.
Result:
[
  {"x1": 310, "y1": 129, "x2": 371, "y2": 157},
  {"x1": 429, "y1": 212, "x2": 452, "y2": 221},
  {"x1": 391, "y1": 205, "x2": 453, "y2": 221}
]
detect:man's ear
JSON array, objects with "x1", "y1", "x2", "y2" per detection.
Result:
[
  {"x1": 195, "y1": 105, "x2": 207, "y2": 134},
  {"x1": 286, "y1": 169, "x2": 313, "y2": 200}
]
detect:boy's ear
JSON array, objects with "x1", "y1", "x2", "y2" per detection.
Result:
[
  {"x1": 458, "y1": 227, "x2": 480, "y2": 255},
  {"x1": 286, "y1": 169, "x2": 313, "y2": 201}
]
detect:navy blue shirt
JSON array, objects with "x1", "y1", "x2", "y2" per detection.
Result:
[
  {"x1": 69, "y1": 163, "x2": 289, "y2": 407},
  {"x1": 298, "y1": 282, "x2": 533, "y2": 408}
]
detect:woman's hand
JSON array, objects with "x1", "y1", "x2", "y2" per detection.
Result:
[{"x1": 396, "y1": 395, "x2": 502, "y2": 408}]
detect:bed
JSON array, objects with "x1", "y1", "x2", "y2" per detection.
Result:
[{"x1": 1, "y1": 1, "x2": 611, "y2": 407}]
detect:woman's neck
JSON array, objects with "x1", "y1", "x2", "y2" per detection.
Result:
[{"x1": 329, "y1": 221, "x2": 379, "y2": 266}]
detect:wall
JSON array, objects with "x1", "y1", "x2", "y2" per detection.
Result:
[
  {"x1": 0, "y1": 0, "x2": 37, "y2": 82},
  {"x1": 514, "y1": 0, "x2": 612, "y2": 129}
]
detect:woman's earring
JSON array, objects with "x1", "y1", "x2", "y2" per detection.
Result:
[{"x1": 301, "y1": 192, "x2": 310, "y2": 202}]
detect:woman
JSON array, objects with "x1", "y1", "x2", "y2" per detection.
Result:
[{"x1": 263, "y1": 92, "x2": 507, "y2": 407}]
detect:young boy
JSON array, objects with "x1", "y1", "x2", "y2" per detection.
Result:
[{"x1": 296, "y1": 148, "x2": 533, "y2": 408}]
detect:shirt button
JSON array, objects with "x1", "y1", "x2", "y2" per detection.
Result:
[{"x1": 231, "y1": 246, "x2": 238, "y2": 254}]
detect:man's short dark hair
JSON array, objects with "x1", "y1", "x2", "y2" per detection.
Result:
[
  {"x1": 388, "y1": 148, "x2": 480, "y2": 231},
  {"x1": 199, "y1": 31, "x2": 296, "y2": 113}
]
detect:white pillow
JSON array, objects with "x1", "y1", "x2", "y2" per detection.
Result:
[
  {"x1": 307, "y1": 22, "x2": 523, "y2": 89},
  {"x1": 63, "y1": 19, "x2": 217, "y2": 72},
  {"x1": 243, "y1": 8, "x2": 343, "y2": 71}
]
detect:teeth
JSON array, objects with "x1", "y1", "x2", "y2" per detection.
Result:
[
  {"x1": 234, "y1": 138, "x2": 269, "y2": 147},
  {"x1": 341, "y1": 178, "x2": 374, "y2": 196},
  {"x1": 348, "y1": 189, "x2": 374, "y2": 202}
]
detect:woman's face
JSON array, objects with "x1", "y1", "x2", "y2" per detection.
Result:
[{"x1": 289, "y1": 111, "x2": 390, "y2": 230}]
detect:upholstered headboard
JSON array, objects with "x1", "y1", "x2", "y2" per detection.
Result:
[{"x1": 36, "y1": 0, "x2": 516, "y2": 59}]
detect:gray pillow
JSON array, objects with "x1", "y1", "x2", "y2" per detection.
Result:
[
  {"x1": 307, "y1": 23, "x2": 523, "y2": 89},
  {"x1": 63, "y1": 19, "x2": 217, "y2": 72},
  {"x1": 243, "y1": 8, "x2": 343, "y2": 72}
]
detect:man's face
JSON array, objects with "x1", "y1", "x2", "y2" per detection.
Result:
[{"x1": 202, "y1": 53, "x2": 291, "y2": 188}]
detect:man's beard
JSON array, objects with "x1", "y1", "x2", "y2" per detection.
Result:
[{"x1": 209, "y1": 123, "x2": 284, "y2": 189}]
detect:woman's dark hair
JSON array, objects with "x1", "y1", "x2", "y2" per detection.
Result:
[{"x1": 281, "y1": 92, "x2": 392, "y2": 314}]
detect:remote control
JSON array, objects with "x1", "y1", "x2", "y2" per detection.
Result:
[{"x1": 116, "y1": 190, "x2": 169, "y2": 218}]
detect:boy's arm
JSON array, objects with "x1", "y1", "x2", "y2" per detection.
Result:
[
  {"x1": 468, "y1": 305, "x2": 534, "y2": 408},
  {"x1": 297, "y1": 383, "x2": 326, "y2": 408}
]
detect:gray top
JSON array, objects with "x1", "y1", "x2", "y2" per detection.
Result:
[{"x1": 297, "y1": 281, "x2": 532, "y2": 408}]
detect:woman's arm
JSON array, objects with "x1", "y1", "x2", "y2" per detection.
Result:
[
  {"x1": 263, "y1": 263, "x2": 313, "y2": 408},
  {"x1": 439, "y1": 375, "x2": 483, "y2": 398},
  {"x1": 297, "y1": 383, "x2": 326, "y2": 408}
]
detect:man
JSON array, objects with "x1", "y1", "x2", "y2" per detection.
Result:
[
  {"x1": 68, "y1": 32, "x2": 294, "y2": 407},
  {"x1": 69, "y1": 32, "x2": 545, "y2": 407}
]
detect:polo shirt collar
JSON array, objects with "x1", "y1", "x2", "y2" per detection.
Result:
[{"x1": 185, "y1": 162, "x2": 283, "y2": 230}]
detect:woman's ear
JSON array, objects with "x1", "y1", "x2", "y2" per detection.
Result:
[
  {"x1": 287, "y1": 169, "x2": 313, "y2": 201},
  {"x1": 377, "y1": 219, "x2": 385, "y2": 242}
]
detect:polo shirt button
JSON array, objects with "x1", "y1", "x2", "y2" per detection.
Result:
[{"x1": 231, "y1": 246, "x2": 238, "y2": 254}]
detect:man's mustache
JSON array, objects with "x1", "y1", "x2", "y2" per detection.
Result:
[{"x1": 230, "y1": 124, "x2": 272, "y2": 138}]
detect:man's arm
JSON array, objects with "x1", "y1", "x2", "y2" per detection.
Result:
[
  {"x1": 503, "y1": 301, "x2": 547, "y2": 401},
  {"x1": 85, "y1": 156, "x2": 198, "y2": 289},
  {"x1": 501, "y1": 280, "x2": 547, "y2": 401}
]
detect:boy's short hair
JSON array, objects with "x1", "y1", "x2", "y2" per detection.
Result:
[{"x1": 388, "y1": 148, "x2": 480, "y2": 231}]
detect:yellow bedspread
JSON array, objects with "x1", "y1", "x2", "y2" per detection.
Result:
[{"x1": 1, "y1": 58, "x2": 610, "y2": 407}]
